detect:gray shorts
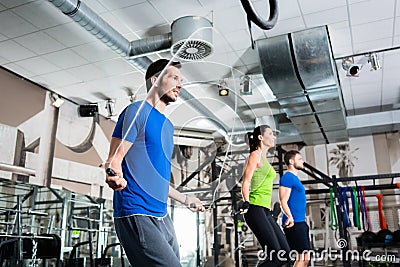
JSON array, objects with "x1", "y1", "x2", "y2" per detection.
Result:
[{"x1": 114, "y1": 214, "x2": 181, "y2": 267}]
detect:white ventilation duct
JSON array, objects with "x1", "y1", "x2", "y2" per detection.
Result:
[
  {"x1": 48, "y1": 0, "x2": 213, "y2": 66},
  {"x1": 129, "y1": 16, "x2": 213, "y2": 61},
  {"x1": 171, "y1": 16, "x2": 213, "y2": 61}
]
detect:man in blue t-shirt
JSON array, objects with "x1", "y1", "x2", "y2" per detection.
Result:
[
  {"x1": 105, "y1": 59, "x2": 204, "y2": 267},
  {"x1": 279, "y1": 150, "x2": 310, "y2": 267}
]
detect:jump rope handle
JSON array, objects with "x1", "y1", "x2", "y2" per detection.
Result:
[
  {"x1": 189, "y1": 203, "x2": 210, "y2": 210},
  {"x1": 106, "y1": 168, "x2": 117, "y2": 176}
]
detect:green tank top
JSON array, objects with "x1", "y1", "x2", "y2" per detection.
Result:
[{"x1": 249, "y1": 156, "x2": 276, "y2": 209}]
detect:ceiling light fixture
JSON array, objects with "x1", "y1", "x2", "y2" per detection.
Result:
[
  {"x1": 218, "y1": 80, "x2": 229, "y2": 96},
  {"x1": 341, "y1": 57, "x2": 353, "y2": 71},
  {"x1": 341, "y1": 57, "x2": 362, "y2": 77},
  {"x1": 219, "y1": 88, "x2": 229, "y2": 96},
  {"x1": 368, "y1": 53, "x2": 381, "y2": 71},
  {"x1": 335, "y1": 46, "x2": 398, "y2": 76},
  {"x1": 105, "y1": 99, "x2": 116, "y2": 117},
  {"x1": 129, "y1": 94, "x2": 136, "y2": 103},
  {"x1": 240, "y1": 75, "x2": 252, "y2": 95}
]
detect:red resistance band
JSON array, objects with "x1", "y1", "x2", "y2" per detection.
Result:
[{"x1": 375, "y1": 194, "x2": 387, "y2": 230}]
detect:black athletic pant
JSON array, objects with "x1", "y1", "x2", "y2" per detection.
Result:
[{"x1": 244, "y1": 204, "x2": 290, "y2": 267}]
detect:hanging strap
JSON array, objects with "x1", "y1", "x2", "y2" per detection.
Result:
[
  {"x1": 340, "y1": 187, "x2": 352, "y2": 227},
  {"x1": 358, "y1": 186, "x2": 370, "y2": 231},
  {"x1": 357, "y1": 186, "x2": 365, "y2": 229},
  {"x1": 247, "y1": 16, "x2": 255, "y2": 49},
  {"x1": 329, "y1": 188, "x2": 338, "y2": 230},
  {"x1": 362, "y1": 186, "x2": 371, "y2": 231},
  {"x1": 376, "y1": 194, "x2": 387, "y2": 230},
  {"x1": 350, "y1": 186, "x2": 361, "y2": 229}
]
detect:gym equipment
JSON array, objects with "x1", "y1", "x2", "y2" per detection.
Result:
[
  {"x1": 350, "y1": 186, "x2": 361, "y2": 229},
  {"x1": 338, "y1": 187, "x2": 352, "y2": 227},
  {"x1": 392, "y1": 229, "x2": 400, "y2": 243},
  {"x1": 94, "y1": 242, "x2": 125, "y2": 267},
  {"x1": 240, "y1": 0, "x2": 278, "y2": 30},
  {"x1": 329, "y1": 188, "x2": 338, "y2": 230},
  {"x1": 358, "y1": 186, "x2": 371, "y2": 231},
  {"x1": 66, "y1": 241, "x2": 94, "y2": 267},
  {"x1": 376, "y1": 194, "x2": 388, "y2": 230},
  {"x1": 357, "y1": 231, "x2": 378, "y2": 246},
  {"x1": 0, "y1": 234, "x2": 61, "y2": 265},
  {"x1": 376, "y1": 229, "x2": 393, "y2": 244}
]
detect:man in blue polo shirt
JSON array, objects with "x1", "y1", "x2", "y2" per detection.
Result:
[
  {"x1": 105, "y1": 59, "x2": 204, "y2": 267},
  {"x1": 279, "y1": 150, "x2": 310, "y2": 267}
]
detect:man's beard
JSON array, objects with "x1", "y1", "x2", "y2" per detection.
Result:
[
  {"x1": 293, "y1": 163, "x2": 304, "y2": 170},
  {"x1": 160, "y1": 89, "x2": 176, "y2": 105},
  {"x1": 160, "y1": 93, "x2": 175, "y2": 105}
]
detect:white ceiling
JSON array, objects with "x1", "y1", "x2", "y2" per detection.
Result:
[{"x1": 1, "y1": 0, "x2": 399, "y2": 143}]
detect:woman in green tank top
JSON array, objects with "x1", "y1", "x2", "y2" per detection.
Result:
[{"x1": 240, "y1": 125, "x2": 290, "y2": 267}]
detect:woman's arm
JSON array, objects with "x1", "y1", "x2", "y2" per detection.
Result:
[{"x1": 241, "y1": 152, "x2": 260, "y2": 202}]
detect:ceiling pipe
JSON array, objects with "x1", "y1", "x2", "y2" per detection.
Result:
[
  {"x1": 48, "y1": 0, "x2": 155, "y2": 72},
  {"x1": 129, "y1": 33, "x2": 172, "y2": 59}
]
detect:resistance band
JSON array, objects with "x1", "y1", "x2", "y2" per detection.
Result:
[
  {"x1": 358, "y1": 186, "x2": 370, "y2": 231},
  {"x1": 340, "y1": 187, "x2": 352, "y2": 227},
  {"x1": 329, "y1": 188, "x2": 338, "y2": 230},
  {"x1": 350, "y1": 186, "x2": 361, "y2": 230},
  {"x1": 376, "y1": 194, "x2": 387, "y2": 230}
]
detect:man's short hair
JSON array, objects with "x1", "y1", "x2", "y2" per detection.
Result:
[
  {"x1": 145, "y1": 59, "x2": 181, "y2": 92},
  {"x1": 284, "y1": 150, "x2": 300, "y2": 166}
]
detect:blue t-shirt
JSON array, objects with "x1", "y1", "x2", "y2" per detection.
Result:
[
  {"x1": 279, "y1": 172, "x2": 306, "y2": 223},
  {"x1": 112, "y1": 101, "x2": 174, "y2": 218}
]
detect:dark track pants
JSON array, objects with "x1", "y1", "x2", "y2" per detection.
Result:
[
  {"x1": 114, "y1": 214, "x2": 181, "y2": 267},
  {"x1": 245, "y1": 204, "x2": 290, "y2": 267}
]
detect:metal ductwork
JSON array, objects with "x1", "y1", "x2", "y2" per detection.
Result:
[
  {"x1": 171, "y1": 16, "x2": 213, "y2": 61},
  {"x1": 257, "y1": 26, "x2": 348, "y2": 145},
  {"x1": 48, "y1": 0, "x2": 150, "y2": 72},
  {"x1": 48, "y1": 0, "x2": 213, "y2": 69}
]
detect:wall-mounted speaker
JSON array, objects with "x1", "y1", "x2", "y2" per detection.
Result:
[{"x1": 78, "y1": 104, "x2": 98, "y2": 117}]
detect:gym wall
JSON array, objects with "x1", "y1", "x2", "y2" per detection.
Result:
[{"x1": 0, "y1": 67, "x2": 115, "y2": 199}]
